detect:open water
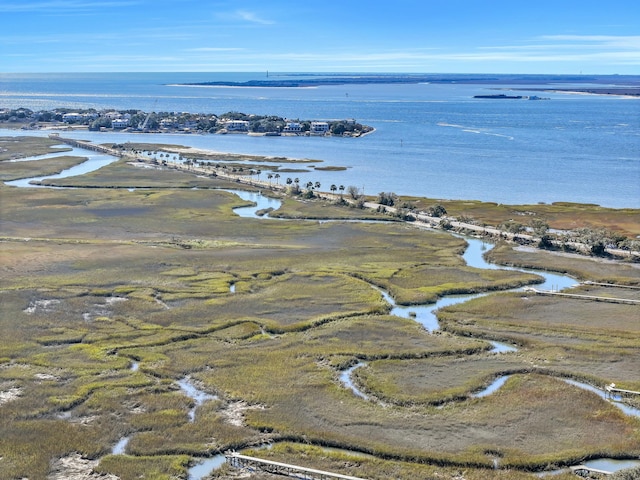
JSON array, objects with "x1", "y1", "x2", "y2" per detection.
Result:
[{"x1": 1, "y1": 72, "x2": 638, "y2": 207}]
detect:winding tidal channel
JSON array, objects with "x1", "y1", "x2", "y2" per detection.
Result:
[{"x1": 8, "y1": 148, "x2": 639, "y2": 477}]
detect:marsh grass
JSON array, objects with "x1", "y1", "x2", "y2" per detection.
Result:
[
  {"x1": 236, "y1": 442, "x2": 569, "y2": 480},
  {"x1": 270, "y1": 196, "x2": 393, "y2": 220},
  {"x1": 369, "y1": 264, "x2": 543, "y2": 305},
  {"x1": 0, "y1": 135, "x2": 70, "y2": 160},
  {"x1": 95, "y1": 454, "x2": 190, "y2": 480},
  {"x1": 355, "y1": 356, "x2": 533, "y2": 405},
  {"x1": 409, "y1": 197, "x2": 640, "y2": 238},
  {"x1": 486, "y1": 244, "x2": 640, "y2": 283},
  {"x1": 2, "y1": 136, "x2": 639, "y2": 479},
  {"x1": 0, "y1": 155, "x2": 87, "y2": 181},
  {"x1": 438, "y1": 290, "x2": 640, "y2": 389}
]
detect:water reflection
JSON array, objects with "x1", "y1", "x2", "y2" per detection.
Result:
[
  {"x1": 112, "y1": 437, "x2": 129, "y2": 455},
  {"x1": 6, "y1": 151, "x2": 119, "y2": 187},
  {"x1": 472, "y1": 375, "x2": 511, "y2": 398},
  {"x1": 188, "y1": 455, "x2": 226, "y2": 480},
  {"x1": 583, "y1": 458, "x2": 640, "y2": 474},
  {"x1": 488, "y1": 340, "x2": 518, "y2": 353},
  {"x1": 228, "y1": 189, "x2": 282, "y2": 218},
  {"x1": 339, "y1": 363, "x2": 368, "y2": 400}
]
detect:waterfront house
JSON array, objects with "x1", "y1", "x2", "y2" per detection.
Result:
[
  {"x1": 224, "y1": 120, "x2": 250, "y2": 132},
  {"x1": 62, "y1": 113, "x2": 85, "y2": 123},
  {"x1": 111, "y1": 118, "x2": 130, "y2": 129},
  {"x1": 283, "y1": 121, "x2": 302, "y2": 133},
  {"x1": 310, "y1": 121, "x2": 329, "y2": 134}
]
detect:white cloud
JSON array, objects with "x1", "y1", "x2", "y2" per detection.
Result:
[
  {"x1": 235, "y1": 9, "x2": 274, "y2": 25},
  {"x1": 215, "y1": 9, "x2": 275, "y2": 26}
]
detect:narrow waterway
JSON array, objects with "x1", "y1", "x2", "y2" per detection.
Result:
[
  {"x1": 564, "y1": 379, "x2": 640, "y2": 417},
  {"x1": 228, "y1": 189, "x2": 282, "y2": 218},
  {"x1": 5, "y1": 144, "x2": 82, "y2": 162},
  {"x1": 5, "y1": 150, "x2": 119, "y2": 187},
  {"x1": 177, "y1": 377, "x2": 218, "y2": 422},
  {"x1": 112, "y1": 437, "x2": 129, "y2": 455},
  {"x1": 188, "y1": 456, "x2": 227, "y2": 480}
]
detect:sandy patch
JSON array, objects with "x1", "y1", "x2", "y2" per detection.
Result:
[
  {"x1": 48, "y1": 453, "x2": 119, "y2": 480},
  {"x1": 221, "y1": 400, "x2": 265, "y2": 427},
  {"x1": 0, "y1": 386, "x2": 22, "y2": 405},
  {"x1": 23, "y1": 299, "x2": 60, "y2": 314}
]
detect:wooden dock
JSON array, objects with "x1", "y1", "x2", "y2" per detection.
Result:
[
  {"x1": 225, "y1": 452, "x2": 369, "y2": 480},
  {"x1": 526, "y1": 288, "x2": 640, "y2": 305},
  {"x1": 605, "y1": 383, "x2": 640, "y2": 399},
  {"x1": 570, "y1": 464, "x2": 613, "y2": 476}
]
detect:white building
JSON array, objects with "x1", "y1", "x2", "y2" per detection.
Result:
[
  {"x1": 283, "y1": 121, "x2": 302, "y2": 133},
  {"x1": 224, "y1": 120, "x2": 249, "y2": 131},
  {"x1": 111, "y1": 118, "x2": 130, "y2": 129},
  {"x1": 310, "y1": 121, "x2": 329, "y2": 134},
  {"x1": 62, "y1": 113, "x2": 85, "y2": 123}
]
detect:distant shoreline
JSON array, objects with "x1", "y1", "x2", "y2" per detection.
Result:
[
  {"x1": 174, "y1": 73, "x2": 640, "y2": 95},
  {"x1": 522, "y1": 88, "x2": 640, "y2": 98}
]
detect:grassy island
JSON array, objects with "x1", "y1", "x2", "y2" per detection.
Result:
[{"x1": 1, "y1": 136, "x2": 639, "y2": 480}]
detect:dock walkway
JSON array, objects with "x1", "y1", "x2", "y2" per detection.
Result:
[
  {"x1": 48, "y1": 134, "x2": 123, "y2": 156},
  {"x1": 225, "y1": 452, "x2": 369, "y2": 480},
  {"x1": 570, "y1": 464, "x2": 613, "y2": 476},
  {"x1": 526, "y1": 288, "x2": 640, "y2": 305}
]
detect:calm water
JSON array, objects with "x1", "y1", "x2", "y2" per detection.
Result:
[{"x1": 1, "y1": 72, "x2": 638, "y2": 207}]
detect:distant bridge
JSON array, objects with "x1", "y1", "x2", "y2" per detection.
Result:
[{"x1": 48, "y1": 134, "x2": 122, "y2": 156}]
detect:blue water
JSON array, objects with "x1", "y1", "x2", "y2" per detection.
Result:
[{"x1": 1, "y1": 72, "x2": 638, "y2": 207}]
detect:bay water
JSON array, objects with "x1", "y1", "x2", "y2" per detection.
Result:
[{"x1": 1, "y1": 72, "x2": 638, "y2": 208}]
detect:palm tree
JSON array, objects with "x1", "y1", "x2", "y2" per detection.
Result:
[
  {"x1": 306, "y1": 181, "x2": 313, "y2": 190},
  {"x1": 275, "y1": 173, "x2": 280, "y2": 185},
  {"x1": 331, "y1": 184, "x2": 337, "y2": 194},
  {"x1": 267, "y1": 173, "x2": 273, "y2": 184},
  {"x1": 315, "y1": 181, "x2": 321, "y2": 190},
  {"x1": 286, "y1": 177, "x2": 293, "y2": 185}
]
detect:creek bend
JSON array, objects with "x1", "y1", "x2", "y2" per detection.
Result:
[{"x1": 10, "y1": 147, "x2": 637, "y2": 478}]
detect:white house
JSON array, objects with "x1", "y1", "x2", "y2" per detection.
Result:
[
  {"x1": 283, "y1": 121, "x2": 302, "y2": 133},
  {"x1": 224, "y1": 120, "x2": 249, "y2": 131},
  {"x1": 111, "y1": 118, "x2": 130, "y2": 129},
  {"x1": 104, "y1": 111, "x2": 122, "y2": 120},
  {"x1": 62, "y1": 113, "x2": 85, "y2": 123},
  {"x1": 310, "y1": 121, "x2": 329, "y2": 134}
]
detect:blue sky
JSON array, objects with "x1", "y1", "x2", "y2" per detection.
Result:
[{"x1": 1, "y1": 0, "x2": 639, "y2": 74}]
